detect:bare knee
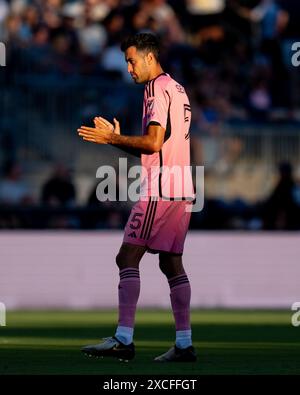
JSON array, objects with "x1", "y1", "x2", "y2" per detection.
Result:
[
  {"x1": 115, "y1": 252, "x2": 125, "y2": 269},
  {"x1": 159, "y1": 253, "x2": 185, "y2": 279},
  {"x1": 115, "y1": 243, "x2": 146, "y2": 270},
  {"x1": 116, "y1": 250, "x2": 137, "y2": 270},
  {"x1": 158, "y1": 255, "x2": 169, "y2": 276}
]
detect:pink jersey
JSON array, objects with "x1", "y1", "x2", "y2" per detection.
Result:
[{"x1": 140, "y1": 73, "x2": 194, "y2": 200}]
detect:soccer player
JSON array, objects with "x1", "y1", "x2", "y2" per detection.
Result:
[{"x1": 78, "y1": 33, "x2": 196, "y2": 362}]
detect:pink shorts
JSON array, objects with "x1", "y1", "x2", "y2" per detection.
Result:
[{"x1": 123, "y1": 197, "x2": 192, "y2": 255}]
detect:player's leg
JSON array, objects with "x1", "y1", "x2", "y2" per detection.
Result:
[
  {"x1": 155, "y1": 252, "x2": 196, "y2": 362},
  {"x1": 159, "y1": 252, "x2": 192, "y2": 347},
  {"x1": 114, "y1": 196, "x2": 156, "y2": 345},
  {"x1": 114, "y1": 243, "x2": 147, "y2": 346},
  {"x1": 81, "y1": 242, "x2": 147, "y2": 360}
]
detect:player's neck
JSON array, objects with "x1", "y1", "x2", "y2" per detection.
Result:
[{"x1": 148, "y1": 66, "x2": 165, "y2": 82}]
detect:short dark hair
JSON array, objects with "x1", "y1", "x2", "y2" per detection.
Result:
[{"x1": 121, "y1": 33, "x2": 160, "y2": 61}]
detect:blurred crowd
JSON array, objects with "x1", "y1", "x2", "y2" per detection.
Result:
[
  {"x1": 0, "y1": 159, "x2": 300, "y2": 230},
  {"x1": 0, "y1": 160, "x2": 131, "y2": 229},
  {"x1": 1, "y1": 0, "x2": 300, "y2": 230},
  {"x1": 1, "y1": 0, "x2": 300, "y2": 122}
]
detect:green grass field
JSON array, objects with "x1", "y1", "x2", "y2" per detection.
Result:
[{"x1": 1, "y1": 310, "x2": 299, "y2": 375}]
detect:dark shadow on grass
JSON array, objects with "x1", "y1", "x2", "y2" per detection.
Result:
[
  {"x1": 1, "y1": 324, "x2": 300, "y2": 343},
  {"x1": 1, "y1": 342, "x2": 300, "y2": 375}
]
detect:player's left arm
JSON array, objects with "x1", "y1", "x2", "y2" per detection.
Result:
[
  {"x1": 78, "y1": 81, "x2": 169, "y2": 154},
  {"x1": 78, "y1": 119, "x2": 165, "y2": 155},
  {"x1": 94, "y1": 117, "x2": 141, "y2": 158},
  {"x1": 111, "y1": 123, "x2": 165, "y2": 154}
]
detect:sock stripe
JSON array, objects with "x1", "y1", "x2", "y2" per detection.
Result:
[
  {"x1": 169, "y1": 277, "x2": 189, "y2": 285},
  {"x1": 169, "y1": 279, "x2": 189, "y2": 287},
  {"x1": 120, "y1": 268, "x2": 140, "y2": 281},
  {"x1": 120, "y1": 268, "x2": 139, "y2": 273},
  {"x1": 120, "y1": 274, "x2": 140, "y2": 280},
  {"x1": 169, "y1": 276, "x2": 189, "y2": 284},
  {"x1": 169, "y1": 279, "x2": 189, "y2": 288},
  {"x1": 168, "y1": 274, "x2": 188, "y2": 282},
  {"x1": 120, "y1": 270, "x2": 139, "y2": 275},
  {"x1": 168, "y1": 275, "x2": 189, "y2": 288},
  {"x1": 170, "y1": 281, "x2": 190, "y2": 290}
]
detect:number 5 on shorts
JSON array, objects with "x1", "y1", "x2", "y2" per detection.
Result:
[{"x1": 130, "y1": 213, "x2": 143, "y2": 230}]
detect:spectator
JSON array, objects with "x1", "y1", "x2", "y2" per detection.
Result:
[
  {"x1": 248, "y1": 78, "x2": 272, "y2": 121},
  {"x1": 231, "y1": 0, "x2": 289, "y2": 108},
  {"x1": 83, "y1": 172, "x2": 129, "y2": 229},
  {"x1": 41, "y1": 163, "x2": 76, "y2": 207},
  {"x1": 0, "y1": 161, "x2": 33, "y2": 205},
  {"x1": 262, "y1": 161, "x2": 300, "y2": 230}
]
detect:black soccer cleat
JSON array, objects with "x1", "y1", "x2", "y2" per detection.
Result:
[
  {"x1": 81, "y1": 336, "x2": 135, "y2": 361},
  {"x1": 154, "y1": 345, "x2": 197, "y2": 362}
]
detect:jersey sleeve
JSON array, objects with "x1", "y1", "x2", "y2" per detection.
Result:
[{"x1": 146, "y1": 82, "x2": 170, "y2": 129}]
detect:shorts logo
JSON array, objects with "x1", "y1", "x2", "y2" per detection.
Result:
[
  {"x1": 176, "y1": 84, "x2": 185, "y2": 93},
  {"x1": 128, "y1": 231, "x2": 137, "y2": 238}
]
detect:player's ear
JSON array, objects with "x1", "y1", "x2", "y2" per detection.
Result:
[{"x1": 146, "y1": 51, "x2": 154, "y2": 65}]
